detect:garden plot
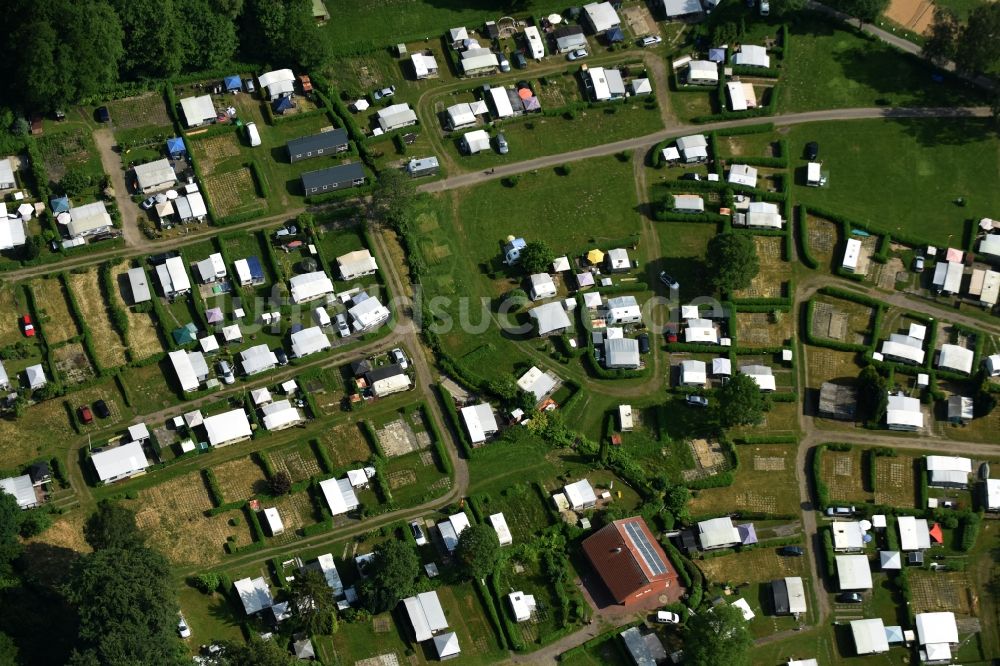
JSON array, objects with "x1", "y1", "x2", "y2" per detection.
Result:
[
  {"x1": 683, "y1": 438, "x2": 729, "y2": 482},
  {"x1": 819, "y1": 447, "x2": 872, "y2": 503},
  {"x1": 29, "y1": 278, "x2": 80, "y2": 345},
  {"x1": 266, "y1": 491, "x2": 316, "y2": 539},
  {"x1": 271, "y1": 443, "x2": 322, "y2": 483},
  {"x1": 212, "y1": 457, "x2": 269, "y2": 503},
  {"x1": 319, "y1": 424, "x2": 374, "y2": 469},
  {"x1": 66, "y1": 269, "x2": 127, "y2": 368},
  {"x1": 806, "y1": 215, "x2": 839, "y2": 266},
  {"x1": 805, "y1": 347, "x2": 862, "y2": 390},
  {"x1": 52, "y1": 342, "x2": 95, "y2": 384},
  {"x1": 130, "y1": 472, "x2": 253, "y2": 566},
  {"x1": 810, "y1": 297, "x2": 877, "y2": 346},
  {"x1": 203, "y1": 168, "x2": 264, "y2": 218},
  {"x1": 874, "y1": 455, "x2": 917, "y2": 508},
  {"x1": 376, "y1": 418, "x2": 427, "y2": 457},
  {"x1": 736, "y1": 311, "x2": 794, "y2": 347},
  {"x1": 0, "y1": 287, "x2": 32, "y2": 348},
  {"x1": 871, "y1": 256, "x2": 907, "y2": 290},
  {"x1": 106, "y1": 92, "x2": 172, "y2": 130},
  {"x1": 689, "y1": 444, "x2": 798, "y2": 517},
  {"x1": 732, "y1": 236, "x2": 788, "y2": 300},
  {"x1": 698, "y1": 547, "x2": 807, "y2": 584},
  {"x1": 110, "y1": 261, "x2": 163, "y2": 360},
  {"x1": 719, "y1": 134, "x2": 778, "y2": 159},
  {"x1": 909, "y1": 571, "x2": 976, "y2": 614},
  {"x1": 36, "y1": 127, "x2": 99, "y2": 181},
  {"x1": 475, "y1": 484, "x2": 552, "y2": 544},
  {"x1": 190, "y1": 134, "x2": 241, "y2": 176},
  {"x1": 384, "y1": 449, "x2": 450, "y2": 506}
]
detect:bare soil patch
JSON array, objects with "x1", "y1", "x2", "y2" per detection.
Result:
[
  {"x1": 376, "y1": 419, "x2": 423, "y2": 457},
  {"x1": 53, "y1": 342, "x2": 95, "y2": 384},
  {"x1": 271, "y1": 444, "x2": 322, "y2": 483},
  {"x1": 886, "y1": 0, "x2": 935, "y2": 33}
]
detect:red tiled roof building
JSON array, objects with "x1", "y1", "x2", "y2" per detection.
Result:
[{"x1": 582, "y1": 516, "x2": 681, "y2": 606}]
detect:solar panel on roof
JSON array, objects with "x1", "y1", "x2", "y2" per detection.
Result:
[{"x1": 623, "y1": 521, "x2": 668, "y2": 576}]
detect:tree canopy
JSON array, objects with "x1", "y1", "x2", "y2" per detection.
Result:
[
  {"x1": 922, "y1": 8, "x2": 960, "y2": 65},
  {"x1": 520, "y1": 241, "x2": 556, "y2": 274},
  {"x1": 834, "y1": 0, "x2": 890, "y2": 25},
  {"x1": 684, "y1": 604, "x2": 753, "y2": 666},
  {"x1": 288, "y1": 568, "x2": 339, "y2": 635},
  {"x1": 84, "y1": 500, "x2": 145, "y2": 551},
  {"x1": 0, "y1": 492, "x2": 22, "y2": 576},
  {"x1": 955, "y1": 4, "x2": 1000, "y2": 74},
  {"x1": 204, "y1": 636, "x2": 296, "y2": 666},
  {"x1": 455, "y1": 523, "x2": 502, "y2": 580},
  {"x1": 717, "y1": 372, "x2": 768, "y2": 427},
  {"x1": 705, "y1": 233, "x2": 759, "y2": 294},
  {"x1": 857, "y1": 365, "x2": 888, "y2": 424},
  {"x1": 357, "y1": 539, "x2": 421, "y2": 614}
]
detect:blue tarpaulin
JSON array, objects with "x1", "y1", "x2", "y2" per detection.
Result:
[
  {"x1": 224, "y1": 75, "x2": 242, "y2": 91},
  {"x1": 50, "y1": 195, "x2": 71, "y2": 214},
  {"x1": 273, "y1": 97, "x2": 295, "y2": 114},
  {"x1": 708, "y1": 48, "x2": 726, "y2": 63},
  {"x1": 606, "y1": 26, "x2": 624, "y2": 43},
  {"x1": 166, "y1": 137, "x2": 186, "y2": 157}
]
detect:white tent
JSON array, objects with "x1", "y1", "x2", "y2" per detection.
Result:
[
  {"x1": 836, "y1": 555, "x2": 873, "y2": 590},
  {"x1": 938, "y1": 344, "x2": 974, "y2": 374},
  {"x1": 91, "y1": 442, "x2": 149, "y2": 483},
  {"x1": 727, "y1": 164, "x2": 758, "y2": 187},
  {"x1": 564, "y1": 479, "x2": 597, "y2": 509},
  {"x1": 734, "y1": 45, "x2": 770, "y2": 68},
  {"x1": 684, "y1": 318, "x2": 718, "y2": 344},
  {"x1": 886, "y1": 393, "x2": 923, "y2": 430},
  {"x1": 740, "y1": 365, "x2": 776, "y2": 391},
  {"x1": 203, "y1": 409, "x2": 253, "y2": 447},
  {"x1": 680, "y1": 360, "x2": 707, "y2": 386},
  {"x1": 850, "y1": 618, "x2": 889, "y2": 654},
  {"x1": 712, "y1": 357, "x2": 732, "y2": 376},
  {"x1": 261, "y1": 400, "x2": 303, "y2": 431},
  {"x1": 289, "y1": 271, "x2": 334, "y2": 304},
  {"x1": 290, "y1": 326, "x2": 331, "y2": 358},
  {"x1": 319, "y1": 477, "x2": 360, "y2": 515},
  {"x1": 698, "y1": 517, "x2": 740, "y2": 549},
  {"x1": 916, "y1": 612, "x2": 958, "y2": 646}
]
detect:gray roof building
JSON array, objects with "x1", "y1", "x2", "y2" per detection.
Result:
[
  {"x1": 605, "y1": 337, "x2": 640, "y2": 369},
  {"x1": 301, "y1": 162, "x2": 366, "y2": 195},
  {"x1": 286, "y1": 129, "x2": 350, "y2": 163},
  {"x1": 127, "y1": 267, "x2": 152, "y2": 304}
]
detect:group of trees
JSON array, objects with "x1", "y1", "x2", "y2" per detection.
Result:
[
  {"x1": 1, "y1": 0, "x2": 324, "y2": 113},
  {"x1": 923, "y1": 4, "x2": 1000, "y2": 74}
]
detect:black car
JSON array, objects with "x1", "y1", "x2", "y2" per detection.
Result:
[
  {"x1": 93, "y1": 399, "x2": 110, "y2": 419},
  {"x1": 836, "y1": 592, "x2": 863, "y2": 604},
  {"x1": 805, "y1": 141, "x2": 819, "y2": 160},
  {"x1": 96, "y1": 106, "x2": 111, "y2": 123},
  {"x1": 637, "y1": 333, "x2": 650, "y2": 354},
  {"x1": 779, "y1": 546, "x2": 804, "y2": 556},
  {"x1": 274, "y1": 348, "x2": 289, "y2": 366}
]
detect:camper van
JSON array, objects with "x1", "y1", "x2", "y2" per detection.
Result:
[{"x1": 246, "y1": 122, "x2": 261, "y2": 147}]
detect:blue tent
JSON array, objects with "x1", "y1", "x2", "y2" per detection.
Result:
[
  {"x1": 224, "y1": 75, "x2": 242, "y2": 91},
  {"x1": 606, "y1": 26, "x2": 624, "y2": 43},
  {"x1": 708, "y1": 48, "x2": 726, "y2": 63},
  {"x1": 50, "y1": 195, "x2": 71, "y2": 214},
  {"x1": 273, "y1": 97, "x2": 295, "y2": 114},
  {"x1": 172, "y1": 322, "x2": 198, "y2": 345},
  {"x1": 166, "y1": 137, "x2": 186, "y2": 157}
]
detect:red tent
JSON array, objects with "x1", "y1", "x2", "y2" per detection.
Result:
[{"x1": 929, "y1": 523, "x2": 944, "y2": 544}]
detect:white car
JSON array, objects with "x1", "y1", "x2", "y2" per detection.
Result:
[
  {"x1": 391, "y1": 348, "x2": 408, "y2": 369},
  {"x1": 178, "y1": 613, "x2": 191, "y2": 638},
  {"x1": 640, "y1": 36, "x2": 662, "y2": 47},
  {"x1": 335, "y1": 314, "x2": 351, "y2": 338},
  {"x1": 656, "y1": 610, "x2": 680, "y2": 624},
  {"x1": 567, "y1": 49, "x2": 588, "y2": 61}
]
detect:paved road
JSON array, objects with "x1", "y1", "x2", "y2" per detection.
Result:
[
  {"x1": 92, "y1": 129, "x2": 147, "y2": 251},
  {"x1": 419, "y1": 106, "x2": 990, "y2": 194}
]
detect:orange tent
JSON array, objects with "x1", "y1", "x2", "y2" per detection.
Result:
[
  {"x1": 517, "y1": 87, "x2": 532, "y2": 100},
  {"x1": 929, "y1": 523, "x2": 943, "y2": 544}
]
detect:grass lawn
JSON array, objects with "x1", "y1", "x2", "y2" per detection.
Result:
[
  {"x1": 787, "y1": 119, "x2": 1000, "y2": 246},
  {"x1": 669, "y1": 89, "x2": 716, "y2": 123},
  {"x1": 804, "y1": 346, "x2": 864, "y2": 390},
  {"x1": 653, "y1": 219, "x2": 717, "y2": 303},
  {"x1": 779, "y1": 13, "x2": 985, "y2": 112},
  {"x1": 474, "y1": 482, "x2": 554, "y2": 544},
  {"x1": 35, "y1": 121, "x2": 106, "y2": 183},
  {"x1": 177, "y1": 586, "x2": 244, "y2": 654},
  {"x1": 818, "y1": 445, "x2": 873, "y2": 504},
  {"x1": 383, "y1": 448, "x2": 450, "y2": 506},
  {"x1": 689, "y1": 443, "x2": 800, "y2": 517},
  {"x1": 466, "y1": 432, "x2": 560, "y2": 496}
]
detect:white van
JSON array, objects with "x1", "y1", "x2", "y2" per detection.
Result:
[
  {"x1": 313, "y1": 306, "x2": 331, "y2": 327},
  {"x1": 246, "y1": 122, "x2": 261, "y2": 147}
]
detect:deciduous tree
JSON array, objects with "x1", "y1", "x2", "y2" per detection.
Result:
[
  {"x1": 956, "y1": 4, "x2": 1000, "y2": 74},
  {"x1": 356, "y1": 539, "x2": 420, "y2": 613},
  {"x1": 684, "y1": 603, "x2": 753, "y2": 666},
  {"x1": 922, "y1": 7, "x2": 960, "y2": 65},
  {"x1": 455, "y1": 523, "x2": 501, "y2": 580},
  {"x1": 705, "y1": 232, "x2": 759, "y2": 294},
  {"x1": 717, "y1": 372, "x2": 768, "y2": 427},
  {"x1": 269, "y1": 471, "x2": 292, "y2": 496},
  {"x1": 0, "y1": 492, "x2": 22, "y2": 576},
  {"x1": 83, "y1": 500, "x2": 145, "y2": 551},
  {"x1": 520, "y1": 241, "x2": 555, "y2": 274},
  {"x1": 288, "y1": 568, "x2": 338, "y2": 635}
]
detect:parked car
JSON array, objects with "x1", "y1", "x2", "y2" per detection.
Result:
[
  {"x1": 274, "y1": 224, "x2": 298, "y2": 239},
  {"x1": 495, "y1": 132, "x2": 509, "y2": 155},
  {"x1": 373, "y1": 85, "x2": 396, "y2": 100},
  {"x1": 410, "y1": 521, "x2": 428, "y2": 546},
  {"x1": 836, "y1": 592, "x2": 864, "y2": 604},
  {"x1": 178, "y1": 614, "x2": 191, "y2": 639},
  {"x1": 335, "y1": 314, "x2": 351, "y2": 338},
  {"x1": 913, "y1": 255, "x2": 925, "y2": 272},
  {"x1": 679, "y1": 172, "x2": 701, "y2": 181},
  {"x1": 659, "y1": 272, "x2": 679, "y2": 290},
  {"x1": 217, "y1": 361, "x2": 235, "y2": 384},
  {"x1": 760, "y1": 0, "x2": 770, "y2": 15},
  {"x1": 637, "y1": 333, "x2": 650, "y2": 354},
  {"x1": 825, "y1": 506, "x2": 856, "y2": 517},
  {"x1": 21, "y1": 314, "x2": 34, "y2": 337},
  {"x1": 498, "y1": 54, "x2": 511, "y2": 72},
  {"x1": 244, "y1": 78, "x2": 255, "y2": 93},
  {"x1": 567, "y1": 49, "x2": 588, "y2": 61},
  {"x1": 685, "y1": 395, "x2": 709, "y2": 408},
  {"x1": 274, "y1": 348, "x2": 289, "y2": 366},
  {"x1": 391, "y1": 348, "x2": 409, "y2": 369},
  {"x1": 513, "y1": 53, "x2": 528, "y2": 69},
  {"x1": 95, "y1": 106, "x2": 111, "y2": 123},
  {"x1": 640, "y1": 36, "x2": 662, "y2": 47},
  {"x1": 779, "y1": 546, "x2": 805, "y2": 556},
  {"x1": 78, "y1": 405, "x2": 94, "y2": 424},
  {"x1": 93, "y1": 399, "x2": 110, "y2": 419},
  {"x1": 656, "y1": 611, "x2": 680, "y2": 624},
  {"x1": 805, "y1": 141, "x2": 819, "y2": 160}
]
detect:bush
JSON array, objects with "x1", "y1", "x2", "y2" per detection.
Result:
[{"x1": 191, "y1": 572, "x2": 220, "y2": 594}]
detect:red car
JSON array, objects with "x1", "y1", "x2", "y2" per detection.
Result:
[
  {"x1": 78, "y1": 406, "x2": 94, "y2": 424},
  {"x1": 21, "y1": 315, "x2": 35, "y2": 337}
]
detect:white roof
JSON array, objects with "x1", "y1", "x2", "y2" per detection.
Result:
[
  {"x1": 673, "y1": 194, "x2": 705, "y2": 212},
  {"x1": 0, "y1": 474, "x2": 35, "y2": 509},
  {"x1": 880, "y1": 550, "x2": 902, "y2": 570},
  {"x1": 411, "y1": 52, "x2": 438, "y2": 77},
  {"x1": 564, "y1": 479, "x2": 597, "y2": 509},
  {"x1": 850, "y1": 618, "x2": 889, "y2": 654},
  {"x1": 156, "y1": 256, "x2": 191, "y2": 296},
  {"x1": 726, "y1": 81, "x2": 748, "y2": 112},
  {"x1": 688, "y1": 60, "x2": 718, "y2": 80},
  {"x1": 196, "y1": 253, "x2": 226, "y2": 282},
  {"x1": 680, "y1": 359, "x2": 707, "y2": 385},
  {"x1": 203, "y1": 408, "x2": 253, "y2": 446},
  {"x1": 618, "y1": 404, "x2": 633, "y2": 430},
  {"x1": 291, "y1": 326, "x2": 331, "y2": 357},
  {"x1": 319, "y1": 477, "x2": 360, "y2": 515},
  {"x1": 712, "y1": 357, "x2": 732, "y2": 375},
  {"x1": 487, "y1": 87, "x2": 514, "y2": 119},
  {"x1": 841, "y1": 238, "x2": 862, "y2": 270},
  {"x1": 234, "y1": 576, "x2": 274, "y2": 615},
  {"x1": 741, "y1": 364, "x2": 776, "y2": 391},
  {"x1": 734, "y1": 45, "x2": 770, "y2": 68},
  {"x1": 583, "y1": 1, "x2": 620, "y2": 32},
  {"x1": 461, "y1": 129, "x2": 492, "y2": 154},
  {"x1": 897, "y1": 515, "x2": 931, "y2": 551},
  {"x1": 886, "y1": 394, "x2": 923, "y2": 429},
  {"x1": 784, "y1": 577, "x2": 807, "y2": 614},
  {"x1": 489, "y1": 512, "x2": 512, "y2": 546},
  {"x1": 0, "y1": 157, "x2": 13, "y2": 185},
  {"x1": 263, "y1": 507, "x2": 284, "y2": 534},
  {"x1": 128, "y1": 423, "x2": 149, "y2": 441},
  {"x1": 925, "y1": 455, "x2": 972, "y2": 473},
  {"x1": 289, "y1": 271, "x2": 334, "y2": 303},
  {"x1": 530, "y1": 272, "x2": 556, "y2": 298},
  {"x1": 371, "y1": 373, "x2": 411, "y2": 396},
  {"x1": 517, "y1": 366, "x2": 557, "y2": 401},
  {"x1": 197, "y1": 335, "x2": 218, "y2": 357},
  {"x1": 378, "y1": 105, "x2": 419, "y2": 131},
  {"x1": 460, "y1": 52, "x2": 499, "y2": 75},
  {"x1": 661, "y1": 146, "x2": 680, "y2": 162},
  {"x1": 180, "y1": 95, "x2": 216, "y2": 127},
  {"x1": 91, "y1": 441, "x2": 149, "y2": 482},
  {"x1": 833, "y1": 521, "x2": 865, "y2": 550},
  {"x1": 403, "y1": 590, "x2": 449, "y2": 642},
  {"x1": 685, "y1": 318, "x2": 718, "y2": 344},
  {"x1": 240, "y1": 344, "x2": 277, "y2": 375},
  {"x1": 944, "y1": 261, "x2": 964, "y2": 293},
  {"x1": 450, "y1": 512, "x2": 471, "y2": 536},
  {"x1": 588, "y1": 67, "x2": 612, "y2": 101},
  {"x1": 916, "y1": 612, "x2": 958, "y2": 645},
  {"x1": 508, "y1": 591, "x2": 536, "y2": 621},
  {"x1": 461, "y1": 403, "x2": 498, "y2": 444},
  {"x1": 731, "y1": 597, "x2": 755, "y2": 621},
  {"x1": 251, "y1": 387, "x2": 272, "y2": 405},
  {"x1": 980, "y1": 234, "x2": 1000, "y2": 257},
  {"x1": 438, "y1": 520, "x2": 459, "y2": 552},
  {"x1": 337, "y1": 249, "x2": 378, "y2": 279},
  {"x1": 982, "y1": 270, "x2": 1000, "y2": 305},
  {"x1": 234, "y1": 259, "x2": 252, "y2": 285},
  {"x1": 449, "y1": 26, "x2": 468, "y2": 43},
  {"x1": 168, "y1": 350, "x2": 202, "y2": 392},
  {"x1": 727, "y1": 163, "x2": 758, "y2": 187},
  {"x1": 698, "y1": 517, "x2": 740, "y2": 549},
  {"x1": 25, "y1": 363, "x2": 46, "y2": 389},
  {"x1": 987, "y1": 479, "x2": 1000, "y2": 510},
  {"x1": 836, "y1": 555, "x2": 873, "y2": 590},
  {"x1": 631, "y1": 78, "x2": 652, "y2": 95},
  {"x1": 530, "y1": 301, "x2": 572, "y2": 335},
  {"x1": 908, "y1": 322, "x2": 927, "y2": 340},
  {"x1": 0, "y1": 217, "x2": 26, "y2": 250},
  {"x1": 807, "y1": 161, "x2": 822, "y2": 183},
  {"x1": 881, "y1": 338, "x2": 925, "y2": 364},
  {"x1": 133, "y1": 159, "x2": 176, "y2": 190},
  {"x1": 67, "y1": 201, "x2": 112, "y2": 237},
  {"x1": 258, "y1": 68, "x2": 295, "y2": 92},
  {"x1": 349, "y1": 294, "x2": 390, "y2": 330},
  {"x1": 434, "y1": 632, "x2": 460, "y2": 659},
  {"x1": 316, "y1": 553, "x2": 344, "y2": 596},
  {"x1": 0, "y1": 359, "x2": 7, "y2": 389},
  {"x1": 446, "y1": 103, "x2": 477, "y2": 128},
  {"x1": 745, "y1": 201, "x2": 783, "y2": 229},
  {"x1": 221, "y1": 324, "x2": 241, "y2": 342},
  {"x1": 938, "y1": 344, "x2": 974, "y2": 373},
  {"x1": 261, "y1": 400, "x2": 303, "y2": 431}
]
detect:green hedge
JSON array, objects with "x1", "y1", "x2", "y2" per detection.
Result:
[
  {"x1": 797, "y1": 205, "x2": 819, "y2": 269},
  {"x1": 435, "y1": 384, "x2": 475, "y2": 458},
  {"x1": 248, "y1": 160, "x2": 269, "y2": 199}
]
